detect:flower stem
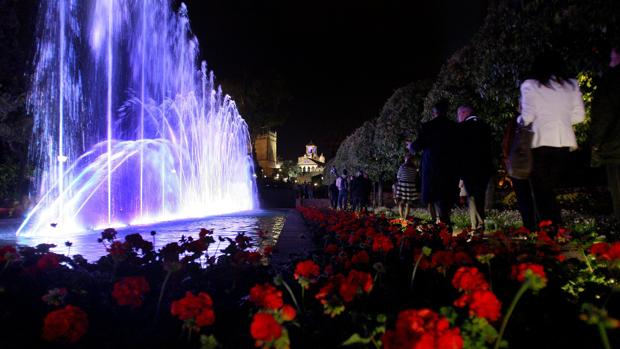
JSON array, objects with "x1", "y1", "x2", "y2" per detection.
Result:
[
  {"x1": 410, "y1": 252, "x2": 424, "y2": 290},
  {"x1": 597, "y1": 322, "x2": 612, "y2": 349},
  {"x1": 301, "y1": 286, "x2": 306, "y2": 312},
  {"x1": 582, "y1": 250, "x2": 594, "y2": 273},
  {"x1": 155, "y1": 270, "x2": 173, "y2": 322},
  {"x1": 494, "y1": 282, "x2": 530, "y2": 349},
  {"x1": 0, "y1": 260, "x2": 9, "y2": 277},
  {"x1": 281, "y1": 278, "x2": 300, "y2": 311}
]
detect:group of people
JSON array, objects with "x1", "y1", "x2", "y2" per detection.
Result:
[
  {"x1": 395, "y1": 100, "x2": 493, "y2": 230},
  {"x1": 328, "y1": 169, "x2": 373, "y2": 212},
  {"x1": 392, "y1": 43, "x2": 620, "y2": 231}
]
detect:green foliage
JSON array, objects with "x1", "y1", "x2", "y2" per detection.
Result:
[
  {"x1": 372, "y1": 81, "x2": 432, "y2": 180},
  {"x1": 0, "y1": 162, "x2": 19, "y2": 200},
  {"x1": 424, "y1": 0, "x2": 619, "y2": 154},
  {"x1": 461, "y1": 317, "x2": 504, "y2": 349},
  {"x1": 200, "y1": 334, "x2": 219, "y2": 349},
  {"x1": 341, "y1": 313, "x2": 386, "y2": 348}
]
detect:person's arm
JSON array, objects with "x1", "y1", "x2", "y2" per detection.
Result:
[{"x1": 518, "y1": 81, "x2": 537, "y2": 126}]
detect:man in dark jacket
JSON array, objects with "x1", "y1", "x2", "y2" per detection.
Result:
[
  {"x1": 591, "y1": 43, "x2": 620, "y2": 221},
  {"x1": 408, "y1": 100, "x2": 459, "y2": 225},
  {"x1": 456, "y1": 105, "x2": 494, "y2": 230},
  {"x1": 350, "y1": 171, "x2": 365, "y2": 211}
]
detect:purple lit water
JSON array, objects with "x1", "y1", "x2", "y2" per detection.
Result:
[
  {"x1": 3, "y1": 210, "x2": 285, "y2": 262},
  {"x1": 19, "y1": 0, "x2": 257, "y2": 237}
]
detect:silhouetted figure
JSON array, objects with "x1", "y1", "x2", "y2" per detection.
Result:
[
  {"x1": 336, "y1": 169, "x2": 349, "y2": 210},
  {"x1": 408, "y1": 100, "x2": 459, "y2": 225},
  {"x1": 328, "y1": 167, "x2": 339, "y2": 209},
  {"x1": 456, "y1": 104, "x2": 493, "y2": 230}
]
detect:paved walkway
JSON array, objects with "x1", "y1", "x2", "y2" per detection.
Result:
[{"x1": 270, "y1": 208, "x2": 315, "y2": 271}]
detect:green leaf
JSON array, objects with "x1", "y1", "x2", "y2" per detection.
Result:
[
  {"x1": 200, "y1": 334, "x2": 219, "y2": 349},
  {"x1": 341, "y1": 333, "x2": 372, "y2": 346}
]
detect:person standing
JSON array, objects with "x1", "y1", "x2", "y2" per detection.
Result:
[
  {"x1": 518, "y1": 51, "x2": 586, "y2": 225},
  {"x1": 336, "y1": 169, "x2": 349, "y2": 210},
  {"x1": 350, "y1": 171, "x2": 365, "y2": 211},
  {"x1": 328, "y1": 168, "x2": 340, "y2": 209},
  {"x1": 408, "y1": 100, "x2": 459, "y2": 225},
  {"x1": 394, "y1": 154, "x2": 418, "y2": 219},
  {"x1": 502, "y1": 112, "x2": 537, "y2": 232},
  {"x1": 591, "y1": 42, "x2": 620, "y2": 222},
  {"x1": 361, "y1": 172, "x2": 373, "y2": 213},
  {"x1": 456, "y1": 105, "x2": 494, "y2": 230}
]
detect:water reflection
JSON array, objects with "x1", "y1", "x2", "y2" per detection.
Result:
[{"x1": 0, "y1": 210, "x2": 287, "y2": 263}]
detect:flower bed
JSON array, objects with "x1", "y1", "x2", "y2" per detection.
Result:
[{"x1": 0, "y1": 209, "x2": 619, "y2": 348}]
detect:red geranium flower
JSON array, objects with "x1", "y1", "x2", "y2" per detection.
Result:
[
  {"x1": 325, "y1": 243, "x2": 339, "y2": 255},
  {"x1": 37, "y1": 253, "x2": 61, "y2": 270},
  {"x1": 0, "y1": 245, "x2": 18, "y2": 263},
  {"x1": 281, "y1": 304, "x2": 296, "y2": 321},
  {"x1": 382, "y1": 308, "x2": 463, "y2": 349},
  {"x1": 42, "y1": 305, "x2": 88, "y2": 343},
  {"x1": 294, "y1": 260, "x2": 320, "y2": 281},
  {"x1": 112, "y1": 276, "x2": 150, "y2": 307},
  {"x1": 351, "y1": 250, "x2": 370, "y2": 265},
  {"x1": 590, "y1": 242, "x2": 620, "y2": 261},
  {"x1": 451, "y1": 267, "x2": 489, "y2": 292},
  {"x1": 170, "y1": 291, "x2": 216, "y2": 330},
  {"x1": 511, "y1": 263, "x2": 547, "y2": 283},
  {"x1": 455, "y1": 290, "x2": 502, "y2": 322},
  {"x1": 372, "y1": 234, "x2": 394, "y2": 253},
  {"x1": 250, "y1": 312, "x2": 283, "y2": 343},
  {"x1": 338, "y1": 270, "x2": 373, "y2": 302},
  {"x1": 249, "y1": 283, "x2": 283, "y2": 310}
]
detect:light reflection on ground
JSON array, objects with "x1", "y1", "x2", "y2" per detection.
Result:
[{"x1": 0, "y1": 209, "x2": 287, "y2": 263}]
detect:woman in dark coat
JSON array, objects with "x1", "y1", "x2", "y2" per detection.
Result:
[{"x1": 408, "y1": 100, "x2": 459, "y2": 224}]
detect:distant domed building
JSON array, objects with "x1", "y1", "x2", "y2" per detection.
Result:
[{"x1": 297, "y1": 141, "x2": 325, "y2": 183}]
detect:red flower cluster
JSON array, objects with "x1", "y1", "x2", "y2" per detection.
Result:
[
  {"x1": 248, "y1": 283, "x2": 296, "y2": 348},
  {"x1": 316, "y1": 269, "x2": 373, "y2": 307},
  {"x1": 294, "y1": 260, "x2": 320, "y2": 279},
  {"x1": 452, "y1": 267, "x2": 501, "y2": 321},
  {"x1": 351, "y1": 250, "x2": 370, "y2": 265},
  {"x1": 170, "y1": 291, "x2": 216, "y2": 331},
  {"x1": 0, "y1": 245, "x2": 18, "y2": 263},
  {"x1": 249, "y1": 283, "x2": 284, "y2": 310},
  {"x1": 372, "y1": 234, "x2": 394, "y2": 253},
  {"x1": 42, "y1": 305, "x2": 89, "y2": 343},
  {"x1": 382, "y1": 308, "x2": 463, "y2": 349},
  {"x1": 590, "y1": 242, "x2": 620, "y2": 261},
  {"x1": 511, "y1": 263, "x2": 547, "y2": 283},
  {"x1": 112, "y1": 276, "x2": 150, "y2": 307},
  {"x1": 294, "y1": 260, "x2": 321, "y2": 289},
  {"x1": 454, "y1": 290, "x2": 502, "y2": 321},
  {"x1": 37, "y1": 253, "x2": 61, "y2": 270},
  {"x1": 107, "y1": 241, "x2": 127, "y2": 258},
  {"x1": 451, "y1": 267, "x2": 489, "y2": 291},
  {"x1": 324, "y1": 243, "x2": 339, "y2": 255},
  {"x1": 250, "y1": 312, "x2": 282, "y2": 344}
]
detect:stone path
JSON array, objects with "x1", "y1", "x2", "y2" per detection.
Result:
[{"x1": 270, "y1": 208, "x2": 315, "y2": 271}]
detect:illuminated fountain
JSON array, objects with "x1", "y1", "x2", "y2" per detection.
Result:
[{"x1": 18, "y1": 0, "x2": 257, "y2": 237}]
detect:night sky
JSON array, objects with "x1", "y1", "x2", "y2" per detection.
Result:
[{"x1": 181, "y1": 0, "x2": 486, "y2": 160}]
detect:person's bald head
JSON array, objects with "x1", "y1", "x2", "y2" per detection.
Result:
[{"x1": 457, "y1": 105, "x2": 474, "y2": 123}]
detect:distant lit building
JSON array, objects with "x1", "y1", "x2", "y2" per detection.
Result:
[
  {"x1": 297, "y1": 141, "x2": 325, "y2": 183},
  {"x1": 254, "y1": 131, "x2": 280, "y2": 176}
]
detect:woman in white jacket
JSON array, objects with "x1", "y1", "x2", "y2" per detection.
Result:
[{"x1": 518, "y1": 51, "x2": 585, "y2": 226}]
